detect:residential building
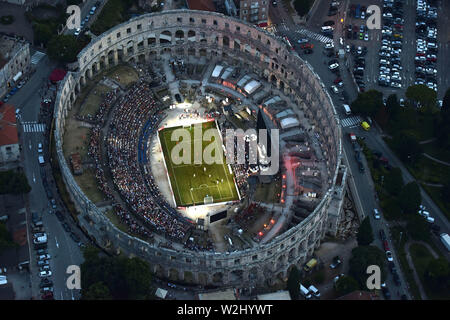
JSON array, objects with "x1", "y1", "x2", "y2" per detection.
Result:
[
  {"x1": 0, "y1": 35, "x2": 30, "y2": 99},
  {"x1": 0, "y1": 104, "x2": 20, "y2": 167}
]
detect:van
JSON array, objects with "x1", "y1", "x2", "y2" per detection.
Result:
[
  {"x1": 321, "y1": 26, "x2": 334, "y2": 33},
  {"x1": 308, "y1": 285, "x2": 321, "y2": 298},
  {"x1": 304, "y1": 258, "x2": 317, "y2": 272},
  {"x1": 300, "y1": 284, "x2": 312, "y2": 299},
  {"x1": 361, "y1": 121, "x2": 370, "y2": 131},
  {"x1": 343, "y1": 104, "x2": 351, "y2": 115}
]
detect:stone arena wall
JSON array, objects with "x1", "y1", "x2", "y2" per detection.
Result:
[{"x1": 54, "y1": 10, "x2": 344, "y2": 287}]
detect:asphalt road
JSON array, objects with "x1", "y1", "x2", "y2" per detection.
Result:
[
  {"x1": 10, "y1": 53, "x2": 84, "y2": 300},
  {"x1": 270, "y1": 0, "x2": 449, "y2": 299}
]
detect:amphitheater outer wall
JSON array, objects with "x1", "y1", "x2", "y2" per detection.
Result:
[{"x1": 54, "y1": 10, "x2": 343, "y2": 287}]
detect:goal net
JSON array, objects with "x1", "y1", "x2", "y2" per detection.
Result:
[{"x1": 204, "y1": 195, "x2": 214, "y2": 205}]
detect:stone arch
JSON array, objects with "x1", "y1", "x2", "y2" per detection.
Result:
[
  {"x1": 212, "y1": 272, "x2": 224, "y2": 283},
  {"x1": 160, "y1": 30, "x2": 172, "y2": 43},
  {"x1": 188, "y1": 47, "x2": 196, "y2": 56},
  {"x1": 234, "y1": 40, "x2": 240, "y2": 50},
  {"x1": 199, "y1": 48, "x2": 207, "y2": 56},
  {"x1": 230, "y1": 270, "x2": 243, "y2": 283},
  {"x1": 169, "y1": 268, "x2": 179, "y2": 281},
  {"x1": 288, "y1": 247, "x2": 296, "y2": 262},
  {"x1": 270, "y1": 74, "x2": 277, "y2": 84},
  {"x1": 187, "y1": 30, "x2": 196, "y2": 40},
  {"x1": 223, "y1": 36, "x2": 230, "y2": 47},
  {"x1": 175, "y1": 30, "x2": 184, "y2": 41},
  {"x1": 198, "y1": 273, "x2": 208, "y2": 286},
  {"x1": 248, "y1": 267, "x2": 258, "y2": 281},
  {"x1": 280, "y1": 80, "x2": 285, "y2": 90},
  {"x1": 138, "y1": 54, "x2": 145, "y2": 63},
  {"x1": 154, "y1": 264, "x2": 164, "y2": 277},
  {"x1": 126, "y1": 40, "x2": 134, "y2": 55}
]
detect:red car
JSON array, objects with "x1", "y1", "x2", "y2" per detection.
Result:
[
  {"x1": 334, "y1": 77, "x2": 343, "y2": 84},
  {"x1": 383, "y1": 240, "x2": 390, "y2": 251},
  {"x1": 300, "y1": 43, "x2": 314, "y2": 49},
  {"x1": 416, "y1": 52, "x2": 426, "y2": 57},
  {"x1": 41, "y1": 292, "x2": 54, "y2": 300}
]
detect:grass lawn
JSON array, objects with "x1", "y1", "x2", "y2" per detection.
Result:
[
  {"x1": 390, "y1": 226, "x2": 422, "y2": 300},
  {"x1": 421, "y1": 141, "x2": 450, "y2": 164},
  {"x1": 158, "y1": 121, "x2": 239, "y2": 207},
  {"x1": 407, "y1": 154, "x2": 450, "y2": 185},
  {"x1": 104, "y1": 209, "x2": 128, "y2": 233},
  {"x1": 74, "y1": 169, "x2": 105, "y2": 204},
  {"x1": 409, "y1": 243, "x2": 450, "y2": 300}
]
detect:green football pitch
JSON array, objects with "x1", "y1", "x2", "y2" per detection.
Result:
[{"x1": 158, "y1": 121, "x2": 240, "y2": 207}]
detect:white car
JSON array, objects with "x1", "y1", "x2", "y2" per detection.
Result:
[
  {"x1": 373, "y1": 209, "x2": 381, "y2": 220},
  {"x1": 74, "y1": 28, "x2": 81, "y2": 36},
  {"x1": 37, "y1": 254, "x2": 51, "y2": 261},
  {"x1": 426, "y1": 216, "x2": 435, "y2": 223},
  {"x1": 38, "y1": 143, "x2": 43, "y2": 153},
  {"x1": 39, "y1": 271, "x2": 52, "y2": 278},
  {"x1": 391, "y1": 82, "x2": 402, "y2": 88},
  {"x1": 330, "y1": 85, "x2": 339, "y2": 94},
  {"x1": 386, "y1": 251, "x2": 393, "y2": 262},
  {"x1": 364, "y1": 33, "x2": 369, "y2": 41}
]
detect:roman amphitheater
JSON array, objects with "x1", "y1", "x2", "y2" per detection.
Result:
[{"x1": 54, "y1": 10, "x2": 350, "y2": 289}]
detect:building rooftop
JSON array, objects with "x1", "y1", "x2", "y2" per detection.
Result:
[
  {"x1": 186, "y1": 0, "x2": 216, "y2": 12},
  {"x1": 0, "y1": 104, "x2": 19, "y2": 146},
  {"x1": 0, "y1": 35, "x2": 24, "y2": 68}
]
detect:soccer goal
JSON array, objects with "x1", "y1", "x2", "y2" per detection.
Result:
[{"x1": 204, "y1": 195, "x2": 214, "y2": 205}]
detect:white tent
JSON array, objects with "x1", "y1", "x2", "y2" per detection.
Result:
[
  {"x1": 280, "y1": 117, "x2": 300, "y2": 129},
  {"x1": 243, "y1": 80, "x2": 261, "y2": 95},
  {"x1": 13, "y1": 71, "x2": 22, "y2": 82},
  {"x1": 211, "y1": 65, "x2": 224, "y2": 78},
  {"x1": 155, "y1": 288, "x2": 168, "y2": 299}
]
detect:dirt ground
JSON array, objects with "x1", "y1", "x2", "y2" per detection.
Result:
[
  {"x1": 106, "y1": 65, "x2": 139, "y2": 87},
  {"x1": 79, "y1": 84, "x2": 111, "y2": 117},
  {"x1": 253, "y1": 180, "x2": 281, "y2": 203},
  {"x1": 62, "y1": 115, "x2": 91, "y2": 160},
  {"x1": 73, "y1": 168, "x2": 105, "y2": 204}
]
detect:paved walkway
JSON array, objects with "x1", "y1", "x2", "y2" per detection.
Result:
[
  {"x1": 422, "y1": 153, "x2": 450, "y2": 167},
  {"x1": 419, "y1": 138, "x2": 437, "y2": 145},
  {"x1": 404, "y1": 241, "x2": 439, "y2": 300}
]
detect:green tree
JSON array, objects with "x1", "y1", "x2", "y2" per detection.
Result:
[
  {"x1": 287, "y1": 266, "x2": 300, "y2": 300},
  {"x1": 405, "y1": 84, "x2": 437, "y2": 111},
  {"x1": 424, "y1": 258, "x2": 450, "y2": 293},
  {"x1": 335, "y1": 275, "x2": 360, "y2": 296},
  {"x1": 349, "y1": 245, "x2": 385, "y2": 287},
  {"x1": 0, "y1": 170, "x2": 31, "y2": 194},
  {"x1": 356, "y1": 217, "x2": 374, "y2": 246},
  {"x1": 436, "y1": 88, "x2": 450, "y2": 149},
  {"x1": 0, "y1": 222, "x2": 16, "y2": 254},
  {"x1": 351, "y1": 90, "x2": 384, "y2": 117},
  {"x1": 406, "y1": 215, "x2": 430, "y2": 241},
  {"x1": 47, "y1": 35, "x2": 80, "y2": 63},
  {"x1": 294, "y1": 0, "x2": 313, "y2": 17},
  {"x1": 383, "y1": 167, "x2": 404, "y2": 196},
  {"x1": 386, "y1": 94, "x2": 401, "y2": 122},
  {"x1": 391, "y1": 131, "x2": 422, "y2": 163},
  {"x1": 441, "y1": 178, "x2": 450, "y2": 200},
  {"x1": 398, "y1": 182, "x2": 421, "y2": 215},
  {"x1": 83, "y1": 282, "x2": 112, "y2": 300},
  {"x1": 34, "y1": 23, "x2": 53, "y2": 46}
]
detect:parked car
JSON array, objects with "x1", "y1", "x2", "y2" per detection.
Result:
[
  {"x1": 386, "y1": 251, "x2": 393, "y2": 262},
  {"x1": 39, "y1": 270, "x2": 52, "y2": 278},
  {"x1": 373, "y1": 209, "x2": 381, "y2": 220}
]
